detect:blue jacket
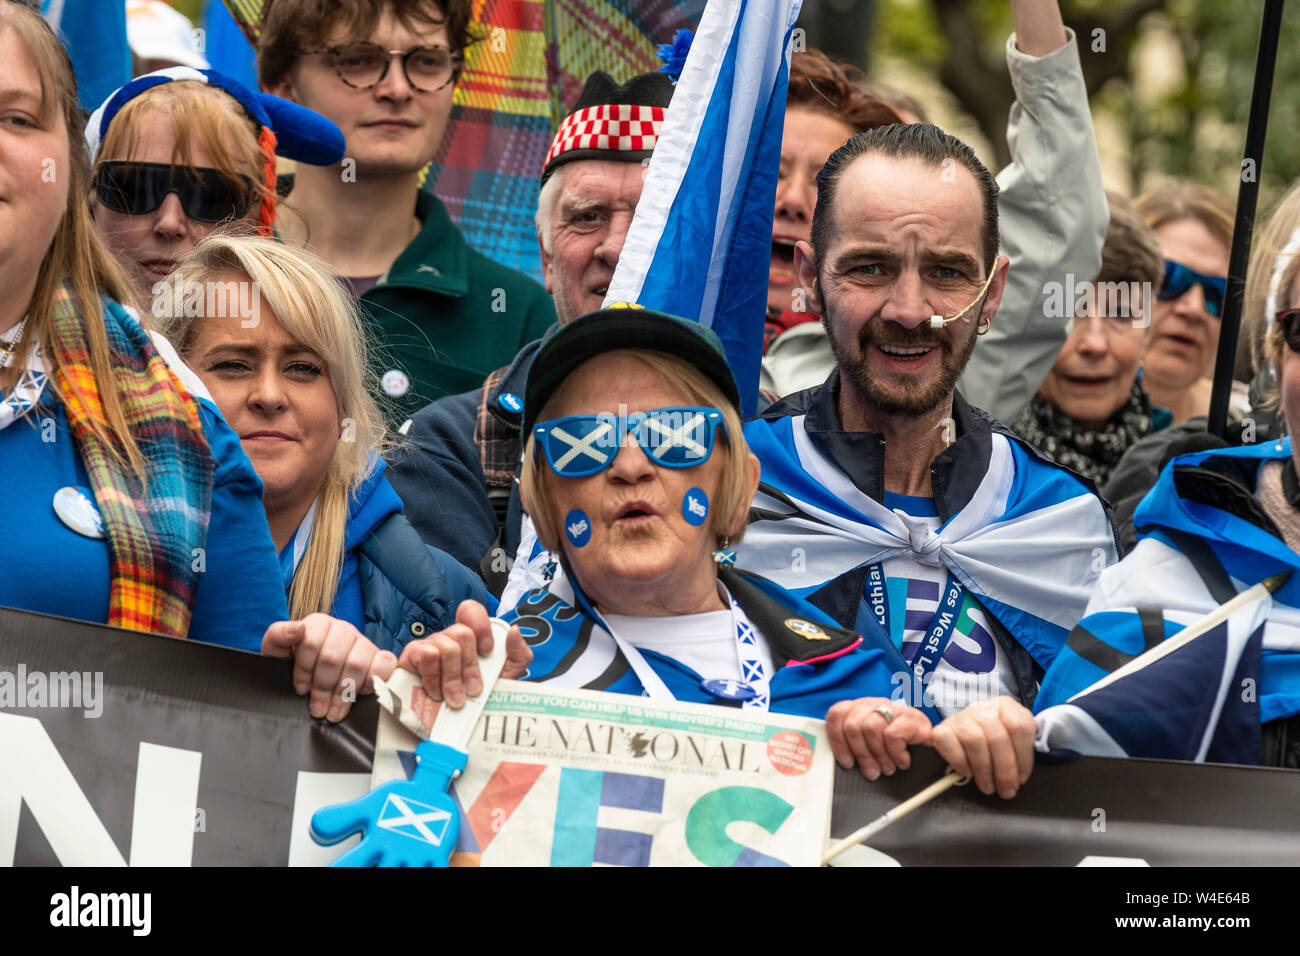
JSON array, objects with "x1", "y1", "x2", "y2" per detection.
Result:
[
  {"x1": 0, "y1": 390, "x2": 287, "y2": 652},
  {"x1": 1035, "y1": 438, "x2": 1300, "y2": 767},
  {"x1": 501, "y1": 566, "x2": 940, "y2": 723},
  {"x1": 387, "y1": 336, "x2": 542, "y2": 586},
  {"x1": 321, "y1": 459, "x2": 493, "y2": 656}
]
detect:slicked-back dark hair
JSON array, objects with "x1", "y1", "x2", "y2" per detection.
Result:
[{"x1": 810, "y1": 123, "x2": 999, "y2": 275}]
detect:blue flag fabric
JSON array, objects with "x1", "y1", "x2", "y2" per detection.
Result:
[
  {"x1": 42, "y1": 0, "x2": 131, "y2": 109},
  {"x1": 1035, "y1": 608, "x2": 1268, "y2": 765},
  {"x1": 1033, "y1": 439, "x2": 1300, "y2": 765},
  {"x1": 604, "y1": 0, "x2": 803, "y2": 417},
  {"x1": 202, "y1": 0, "x2": 258, "y2": 93}
]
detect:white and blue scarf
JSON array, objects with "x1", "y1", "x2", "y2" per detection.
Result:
[{"x1": 738, "y1": 410, "x2": 1118, "y2": 670}]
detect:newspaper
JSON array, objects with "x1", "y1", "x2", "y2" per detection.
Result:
[{"x1": 372, "y1": 672, "x2": 834, "y2": 866}]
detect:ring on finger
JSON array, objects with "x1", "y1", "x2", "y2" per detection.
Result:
[{"x1": 873, "y1": 703, "x2": 896, "y2": 725}]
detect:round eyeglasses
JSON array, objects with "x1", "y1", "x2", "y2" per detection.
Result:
[{"x1": 298, "y1": 42, "x2": 463, "y2": 93}]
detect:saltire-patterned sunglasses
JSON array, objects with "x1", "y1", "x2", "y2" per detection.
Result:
[{"x1": 533, "y1": 406, "x2": 728, "y2": 477}]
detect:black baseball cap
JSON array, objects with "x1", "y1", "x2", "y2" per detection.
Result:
[{"x1": 523, "y1": 304, "x2": 741, "y2": 435}]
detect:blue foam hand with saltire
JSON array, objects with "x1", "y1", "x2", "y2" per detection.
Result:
[{"x1": 310, "y1": 738, "x2": 468, "y2": 866}]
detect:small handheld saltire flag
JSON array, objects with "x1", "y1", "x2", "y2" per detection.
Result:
[
  {"x1": 42, "y1": 0, "x2": 131, "y2": 109},
  {"x1": 1033, "y1": 574, "x2": 1289, "y2": 766},
  {"x1": 603, "y1": 0, "x2": 803, "y2": 417}
]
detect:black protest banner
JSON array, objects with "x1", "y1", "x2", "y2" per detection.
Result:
[
  {"x1": 5, "y1": 604, "x2": 1300, "y2": 866},
  {"x1": 0, "y1": 606, "x2": 375, "y2": 866},
  {"x1": 832, "y1": 747, "x2": 1300, "y2": 866}
]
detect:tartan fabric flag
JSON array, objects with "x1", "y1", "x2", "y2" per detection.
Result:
[
  {"x1": 219, "y1": 0, "x2": 704, "y2": 282},
  {"x1": 603, "y1": 0, "x2": 803, "y2": 418}
]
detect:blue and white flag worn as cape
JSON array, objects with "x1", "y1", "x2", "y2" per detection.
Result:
[
  {"x1": 1032, "y1": 439, "x2": 1300, "y2": 765},
  {"x1": 737, "y1": 416, "x2": 1119, "y2": 672},
  {"x1": 603, "y1": 0, "x2": 802, "y2": 418}
]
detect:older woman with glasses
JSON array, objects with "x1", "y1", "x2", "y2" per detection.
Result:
[
  {"x1": 87, "y1": 67, "x2": 344, "y2": 307},
  {"x1": 1013, "y1": 193, "x2": 1170, "y2": 487},
  {"x1": 370, "y1": 308, "x2": 1040, "y2": 798}
]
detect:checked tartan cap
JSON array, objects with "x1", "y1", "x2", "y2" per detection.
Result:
[
  {"x1": 523, "y1": 304, "x2": 741, "y2": 435},
  {"x1": 541, "y1": 70, "x2": 676, "y2": 186}
]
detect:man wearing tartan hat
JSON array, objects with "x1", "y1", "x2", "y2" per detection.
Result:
[{"x1": 389, "y1": 67, "x2": 676, "y2": 592}]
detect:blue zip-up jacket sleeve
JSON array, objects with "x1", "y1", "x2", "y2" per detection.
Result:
[{"x1": 187, "y1": 397, "x2": 289, "y2": 651}]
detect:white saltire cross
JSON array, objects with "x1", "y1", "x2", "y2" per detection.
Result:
[
  {"x1": 642, "y1": 412, "x2": 707, "y2": 458},
  {"x1": 552, "y1": 420, "x2": 615, "y2": 470}
]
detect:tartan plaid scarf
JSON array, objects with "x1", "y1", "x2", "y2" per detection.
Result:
[{"x1": 49, "y1": 285, "x2": 214, "y2": 638}]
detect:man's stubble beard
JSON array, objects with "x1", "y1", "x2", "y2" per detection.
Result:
[{"x1": 822, "y1": 300, "x2": 978, "y2": 418}]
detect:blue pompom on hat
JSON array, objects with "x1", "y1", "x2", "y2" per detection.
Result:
[{"x1": 656, "y1": 29, "x2": 694, "y2": 84}]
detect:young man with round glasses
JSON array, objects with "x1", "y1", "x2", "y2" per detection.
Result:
[{"x1": 258, "y1": 0, "x2": 554, "y2": 415}]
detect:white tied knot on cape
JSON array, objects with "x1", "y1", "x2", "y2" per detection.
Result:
[
  {"x1": 736, "y1": 416, "x2": 1115, "y2": 636},
  {"x1": 895, "y1": 510, "x2": 944, "y2": 566}
]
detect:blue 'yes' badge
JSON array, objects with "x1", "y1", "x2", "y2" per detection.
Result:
[
  {"x1": 682, "y1": 487, "x2": 709, "y2": 526},
  {"x1": 565, "y1": 509, "x2": 592, "y2": 547}
]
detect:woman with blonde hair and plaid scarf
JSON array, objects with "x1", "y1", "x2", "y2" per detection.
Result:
[{"x1": 0, "y1": 4, "x2": 287, "y2": 651}]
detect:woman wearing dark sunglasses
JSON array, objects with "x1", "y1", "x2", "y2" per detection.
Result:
[
  {"x1": 1134, "y1": 181, "x2": 1241, "y2": 425},
  {"x1": 366, "y1": 308, "x2": 1036, "y2": 796},
  {"x1": 85, "y1": 66, "x2": 344, "y2": 306}
]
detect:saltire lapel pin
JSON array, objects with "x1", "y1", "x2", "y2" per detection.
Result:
[{"x1": 309, "y1": 621, "x2": 511, "y2": 866}]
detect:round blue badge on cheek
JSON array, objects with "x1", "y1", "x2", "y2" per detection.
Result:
[
  {"x1": 682, "y1": 488, "x2": 709, "y2": 526},
  {"x1": 564, "y1": 509, "x2": 592, "y2": 547}
]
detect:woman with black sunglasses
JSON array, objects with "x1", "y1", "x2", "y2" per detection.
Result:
[
  {"x1": 1133, "y1": 181, "x2": 1243, "y2": 425},
  {"x1": 85, "y1": 66, "x2": 344, "y2": 307}
]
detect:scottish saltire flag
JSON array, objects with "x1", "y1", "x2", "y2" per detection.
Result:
[
  {"x1": 1033, "y1": 589, "x2": 1271, "y2": 765},
  {"x1": 736, "y1": 417, "x2": 1118, "y2": 671},
  {"x1": 1030, "y1": 439, "x2": 1300, "y2": 764},
  {"x1": 604, "y1": 0, "x2": 803, "y2": 417},
  {"x1": 42, "y1": 0, "x2": 131, "y2": 109}
]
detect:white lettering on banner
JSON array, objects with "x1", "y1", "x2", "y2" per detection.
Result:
[
  {"x1": 0, "y1": 714, "x2": 201, "y2": 866},
  {"x1": 48, "y1": 885, "x2": 151, "y2": 936},
  {"x1": 288, "y1": 772, "x2": 370, "y2": 867}
]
